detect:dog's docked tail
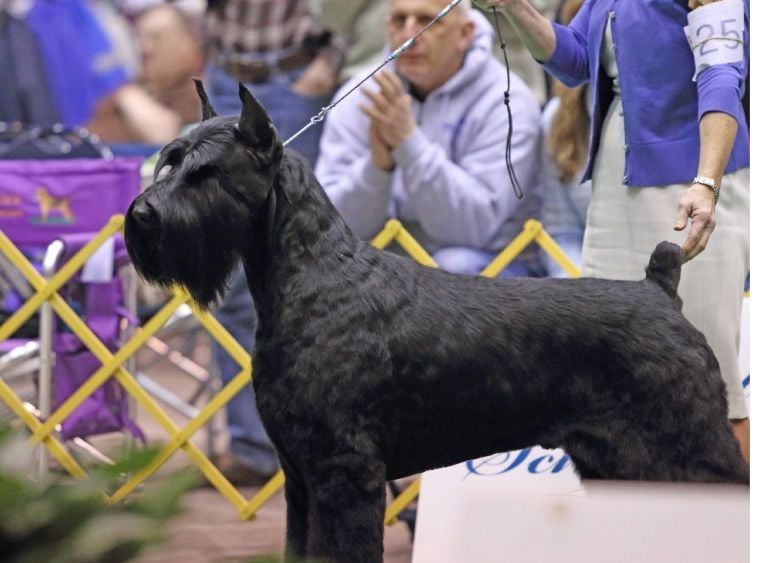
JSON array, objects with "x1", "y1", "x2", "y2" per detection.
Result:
[{"x1": 645, "y1": 241, "x2": 683, "y2": 309}]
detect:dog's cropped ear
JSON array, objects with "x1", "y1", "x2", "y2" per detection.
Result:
[
  {"x1": 193, "y1": 78, "x2": 218, "y2": 121},
  {"x1": 237, "y1": 82, "x2": 277, "y2": 151}
]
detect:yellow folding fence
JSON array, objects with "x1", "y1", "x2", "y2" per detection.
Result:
[{"x1": 0, "y1": 215, "x2": 579, "y2": 523}]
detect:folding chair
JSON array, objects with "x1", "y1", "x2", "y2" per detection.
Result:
[
  {"x1": 133, "y1": 300, "x2": 223, "y2": 456},
  {"x1": 0, "y1": 153, "x2": 142, "y2": 472}
]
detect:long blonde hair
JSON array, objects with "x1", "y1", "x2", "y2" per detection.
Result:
[{"x1": 546, "y1": 0, "x2": 589, "y2": 185}]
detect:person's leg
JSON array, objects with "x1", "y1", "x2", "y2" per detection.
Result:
[
  {"x1": 203, "y1": 67, "x2": 275, "y2": 475},
  {"x1": 611, "y1": 171, "x2": 751, "y2": 451},
  {"x1": 212, "y1": 266, "x2": 279, "y2": 477},
  {"x1": 432, "y1": 246, "x2": 545, "y2": 278},
  {"x1": 675, "y1": 169, "x2": 750, "y2": 463},
  {"x1": 732, "y1": 418, "x2": 750, "y2": 463},
  {"x1": 583, "y1": 97, "x2": 750, "y2": 461},
  {"x1": 737, "y1": 273, "x2": 750, "y2": 461},
  {"x1": 432, "y1": 247, "x2": 493, "y2": 275},
  {"x1": 541, "y1": 231, "x2": 584, "y2": 278},
  {"x1": 202, "y1": 62, "x2": 330, "y2": 476}
]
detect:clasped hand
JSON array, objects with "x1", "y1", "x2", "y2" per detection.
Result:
[{"x1": 360, "y1": 71, "x2": 416, "y2": 171}]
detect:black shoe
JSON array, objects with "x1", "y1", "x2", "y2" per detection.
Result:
[{"x1": 207, "y1": 450, "x2": 277, "y2": 487}]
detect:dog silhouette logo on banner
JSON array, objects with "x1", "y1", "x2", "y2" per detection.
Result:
[
  {"x1": 34, "y1": 186, "x2": 76, "y2": 224},
  {"x1": 1, "y1": 184, "x2": 79, "y2": 226}
]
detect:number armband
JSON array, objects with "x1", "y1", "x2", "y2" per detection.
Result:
[{"x1": 684, "y1": 0, "x2": 745, "y2": 80}]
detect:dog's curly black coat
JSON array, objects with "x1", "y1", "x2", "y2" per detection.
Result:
[{"x1": 125, "y1": 82, "x2": 748, "y2": 562}]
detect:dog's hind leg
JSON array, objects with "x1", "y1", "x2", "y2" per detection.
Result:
[
  {"x1": 305, "y1": 456, "x2": 386, "y2": 563},
  {"x1": 553, "y1": 415, "x2": 749, "y2": 483},
  {"x1": 547, "y1": 417, "x2": 660, "y2": 480},
  {"x1": 671, "y1": 420, "x2": 750, "y2": 484}
]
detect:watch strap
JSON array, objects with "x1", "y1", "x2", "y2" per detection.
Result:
[{"x1": 693, "y1": 175, "x2": 720, "y2": 204}]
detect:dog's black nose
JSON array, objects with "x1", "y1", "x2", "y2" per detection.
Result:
[{"x1": 131, "y1": 198, "x2": 156, "y2": 225}]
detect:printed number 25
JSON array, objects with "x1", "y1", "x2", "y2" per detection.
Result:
[{"x1": 695, "y1": 19, "x2": 740, "y2": 56}]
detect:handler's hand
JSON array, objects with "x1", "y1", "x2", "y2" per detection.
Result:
[
  {"x1": 688, "y1": 0, "x2": 724, "y2": 9},
  {"x1": 674, "y1": 183, "x2": 717, "y2": 261},
  {"x1": 359, "y1": 71, "x2": 415, "y2": 150},
  {"x1": 473, "y1": 0, "x2": 513, "y2": 8}
]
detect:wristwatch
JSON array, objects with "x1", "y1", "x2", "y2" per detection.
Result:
[{"x1": 692, "y1": 175, "x2": 720, "y2": 204}]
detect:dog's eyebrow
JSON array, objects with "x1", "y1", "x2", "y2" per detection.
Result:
[
  {"x1": 157, "y1": 139, "x2": 190, "y2": 167},
  {"x1": 162, "y1": 138, "x2": 189, "y2": 157},
  {"x1": 185, "y1": 130, "x2": 236, "y2": 172},
  {"x1": 154, "y1": 139, "x2": 190, "y2": 181}
]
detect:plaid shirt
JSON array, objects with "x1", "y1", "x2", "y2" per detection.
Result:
[{"x1": 205, "y1": 0, "x2": 349, "y2": 71}]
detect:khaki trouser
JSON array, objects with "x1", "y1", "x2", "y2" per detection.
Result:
[{"x1": 583, "y1": 96, "x2": 750, "y2": 419}]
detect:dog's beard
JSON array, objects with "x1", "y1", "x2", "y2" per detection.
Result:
[{"x1": 125, "y1": 180, "x2": 249, "y2": 310}]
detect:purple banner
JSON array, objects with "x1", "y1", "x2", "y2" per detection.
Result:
[{"x1": 0, "y1": 157, "x2": 141, "y2": 246}]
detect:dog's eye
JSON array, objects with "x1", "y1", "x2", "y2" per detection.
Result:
[{"x1": 186, "y1": 165, "x2": 214, "y2": 182}]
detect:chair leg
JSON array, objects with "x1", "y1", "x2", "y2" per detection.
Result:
[{"x1": 387, "y1": 480, "x2": 417, "y2": 540}]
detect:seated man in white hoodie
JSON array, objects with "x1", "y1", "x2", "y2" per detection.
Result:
[{"x1": 315, "y1": 0, "x2": 545, "y2": 276}]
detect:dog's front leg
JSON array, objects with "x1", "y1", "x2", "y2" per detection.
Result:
[
  {"x1": 305, "y1": 458, "x2": 386, "y2": 563},
  {"x1": 283, "y1": 470, "x2": 309, "y2": 560}
]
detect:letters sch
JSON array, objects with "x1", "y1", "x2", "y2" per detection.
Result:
[{"x1": 465, "y1": 447, "x2": 573, "y2": 477}]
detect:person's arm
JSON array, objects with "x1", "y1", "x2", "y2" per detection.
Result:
[
  {"x1": 112, "y1": 84, "x2": 183, "y2": 145},
  {"x1": 674, "y1": 112, "x2": 740, "y2": 262},
  {"x1": 291, "y1": 15, "x2": 352, "y2": 97},
  {"x1": 476, "y1": 0, "x2": 593, "y2": 87},
  {"x1": 291, "y1": 52, "x2": 342, "y2": 97},
  {"x1": 674, "y1": 0, "x2": 748, "y2": 260},
  {"x1": 475, "y1": 0, "x2": 556, "y2": 61}
]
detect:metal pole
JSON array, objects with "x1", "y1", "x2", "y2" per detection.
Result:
[{"x1": 38, "y1": 240, "x2": 65, "y2": 479}]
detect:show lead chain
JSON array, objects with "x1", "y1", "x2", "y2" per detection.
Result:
[
  {"x1": 490, "y1": 6, "x2": 523, "y2": 200},
  {"x1": 283, "y1": 0, "x2": 464, "y2": 147}
]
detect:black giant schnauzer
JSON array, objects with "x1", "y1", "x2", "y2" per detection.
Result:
[{"x1": 125, "y1": 82, "x2": 748, "y2": 562}]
